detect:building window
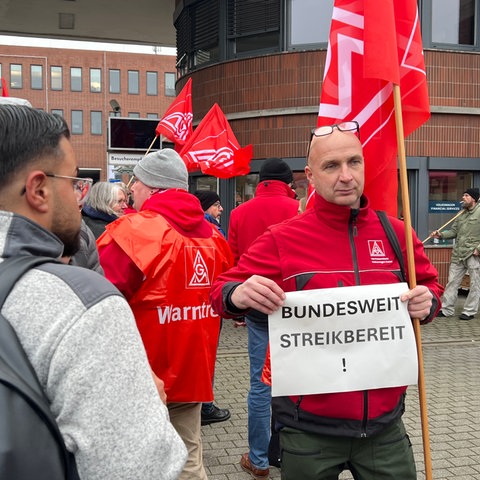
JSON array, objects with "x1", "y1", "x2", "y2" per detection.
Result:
[
  {"x1": 128, "y1": 112, "x2": 140, "y2": 118},
  {"x1": 90, "y1": 111, "x2": 102, "y2": 135},
  {"x1": 71, "y1": 110, "x2": 83, "y2": 134},
  {"x1": 146, "y1": 71, "x2": 158, "y2": 95},
  {"x1": 128, "y1": 70, "x2": 139, "y2": 94},
  {"x1": 422, "y1": 0, "x2": 479, "y2": 49},
  {"x1": 90, "y1": 68, "x2": 102, "y2": 92},
  {"x1": 147, "y1": 113, "x2": 159, "y2": 119},
  {"x1": 288, "y1": 0, "x2": 333, "y2": 48},
  {"x1": 30, "y1": 65, "x2": 43, "y2": 90},
  {"x1": 427, "y1": 170, "x2": 473, "y2": 245},
  {"x1": 165, "y1": 72, "x2": 176, "y2": 96},
  {"x1": 10, "y1": 64, "x2": 22, "y2": 89},
  {"x1": 51, "y1": 109, "x2": 64, "y2": 117},
  {"x1": 175, "y1": 0, "x2": 220, "y2": 71},
  {"x1": 51, "y1": 66, "x2": 63, "y2": 90},
  {"x1": 227, "y1": 0, "x2": 281, "y2": 55},
  {"x1": 109, "y1": 69, "x2": 120, "y2": 93},
  {"x1": 431, "y1": 0, "x2": 475, "y2": 45},
  {"x1": 70, "y1": 67, "x2": 82, "y2": 92}
]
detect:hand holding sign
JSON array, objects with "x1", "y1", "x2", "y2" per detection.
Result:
[
  {"x1": 231, "y1": 274, "x2": 286, "y2": 314},
  {"x1": 400, "y1": 284, "x2": 433, "y2": 321}
]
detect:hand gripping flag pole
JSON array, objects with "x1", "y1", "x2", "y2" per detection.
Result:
[
  {"x1": 422, "y1": 209, "x2": 465, "y2": 244},
  {"x1": 393, "y1": 85, "x2": 433, "y2": 479},
  {"x1": 378, "y1": 2, "x2": 434, "y2": 476}
]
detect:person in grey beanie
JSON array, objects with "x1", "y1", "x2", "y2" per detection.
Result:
[
  {"x1": 98, "y1": 148, "x2": 233, "y2": 480},
  {"x1": 432, "y1": 187, "x2": 480, "y2": 320}
]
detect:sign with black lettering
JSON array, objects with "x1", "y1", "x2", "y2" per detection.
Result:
[{"x1": 268, "y1": 283, "x2": 418, "y2": 396}]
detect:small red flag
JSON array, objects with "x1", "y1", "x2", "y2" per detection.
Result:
[
  {"x1": 317, "y1": 0, "x2": 430, "y2": 216},
  {"x1": 155, "y1": 78, "x2": 193, "y2": 147},
  {"x1": 179, "y1": 103, "x2": 253, "y2": 179},
  {"x1": 1, "y1": 78, "x2": 10, "y2": 97},
  {"x1": 305, "y1": 183, "x2": 316, "y2": 210}
]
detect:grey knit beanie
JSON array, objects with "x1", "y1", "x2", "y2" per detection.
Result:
[{"x1": 133, "y1": 149, "x2": 188, "y2": 190}]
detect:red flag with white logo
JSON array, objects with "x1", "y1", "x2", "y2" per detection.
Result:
[
  {"x1": 155, "y1": 78, "x2": 193, "y2": 148},
  {"x1": 1, "y1": 78, "x2": 9, "y2": 97},
  {"x1": 317, "y1": 0, "x2": 430, "y2": 216},
  {"x1": 305, "y1": 183, "x2": 315, "y2": 210},
  {"x1": 179, "y1": 103, "x2": 253, "y2": 178}
]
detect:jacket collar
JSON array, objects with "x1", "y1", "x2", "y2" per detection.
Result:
[
  {"x1": 312, "y1": 192, "x2": 370, "y2": 228},
  {"x1": 255, "y1": 179, "x2": 297, "y2": 199}
]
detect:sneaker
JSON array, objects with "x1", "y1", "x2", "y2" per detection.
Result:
[
  {"x1": 201, "y1": 404, "x2": 231, "y2": 425},
  {"x1": 240, "y1": 452, "x2": 269, "y2": 479},
  {"x1": 459, "y1": 313, "x2": 474, "y2": 320},
  {"x1": 436, "y1": 310, "x2": 447, "y2": 317}
]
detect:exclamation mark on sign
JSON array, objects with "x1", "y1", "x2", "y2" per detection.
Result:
[{"x1": 342, "y1": 358, "x2": 346, "y2": 372}]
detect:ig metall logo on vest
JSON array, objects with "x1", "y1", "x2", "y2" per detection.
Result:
[{"x1": 185, "y1": 246, "x2": 215, "y2": 288}]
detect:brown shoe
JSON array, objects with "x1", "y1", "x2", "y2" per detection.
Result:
[{"x1": 240, "y1": 452, "x2": 269, "y2": 479}]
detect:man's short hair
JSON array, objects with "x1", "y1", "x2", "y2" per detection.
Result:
[{"x1": 0, "y1": 105, "x2": 70, "y2": 189}]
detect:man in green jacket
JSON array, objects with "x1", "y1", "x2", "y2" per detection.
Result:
[{"x1": 433, "y1": 187, "x2": 480, "y2": 320}]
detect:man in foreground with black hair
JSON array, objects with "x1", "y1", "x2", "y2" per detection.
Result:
[{"x1": 0, "y1": 104, "x2": 186, "y2": 479}]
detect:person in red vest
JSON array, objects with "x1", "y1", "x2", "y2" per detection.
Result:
[
  {"x1": 228, "y1": 158, "x2": 299, "y2": 479},
  {"x1": 98, "y1": 149, "x2": 233, "y2": 480}
]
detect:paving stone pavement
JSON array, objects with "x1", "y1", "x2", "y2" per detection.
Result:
[{"x1": 201, "y1": 295, "x2": 480, "y2": 480}]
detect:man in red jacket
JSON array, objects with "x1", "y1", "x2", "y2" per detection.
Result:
[
  {"x1": 98, "y1": 149, "x2": 233, "y2": 480},
  {"x1": 228, "y1": 158, "x2": 299, "y2": 479},
  {"x1": 210, "y1": 123, "x2": 443, "y2": 479}
]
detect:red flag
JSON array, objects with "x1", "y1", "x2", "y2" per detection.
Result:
[
  {"x1": 1, "y1": 78, "x2": 9, "y2": 97},
  {"x1": 179, "y1": 103, "x2": 253, "y2": 179},
  {"x1": 317, "y1": 0, "x2": 430, "y2": 216},
  {"x1": 155, "y1": 78, "x2": 193, "y2": 147},
  {"x1": 305, "y1": 183, "x2": 316, "y2": 210}
]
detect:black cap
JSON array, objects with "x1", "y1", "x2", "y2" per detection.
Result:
[
  {"x1": 464, "y1": 188, "x2": 479, "y2": 202},
  {"x1": 259, "y1": 158, "x2": 293, "y2": 184},
  {"x1": 194, "y1": 190, "x2": 220, "y2": 211}
]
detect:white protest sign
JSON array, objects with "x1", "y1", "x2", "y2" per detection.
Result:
[{"x1": 268, "y1": 283, "x2": 418, "y2": 397}]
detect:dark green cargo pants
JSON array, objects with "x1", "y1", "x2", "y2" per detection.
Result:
[{"x1": 280, "y1": 418, "x2": 416, "y2": 480}]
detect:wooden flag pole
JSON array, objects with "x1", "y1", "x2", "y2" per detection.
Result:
[
  {"x1": 145, "y1": 134, "x2": 159, "y2": 156},
  {"x1": 393, "y1": 84, "x2": 433, "y2": 480},
  {"x1": 421, "y1": 209, "x2": 465, "y2": 244},
  {"x1": 126, "y1": 134, "x2": 160, "y2": 189}
]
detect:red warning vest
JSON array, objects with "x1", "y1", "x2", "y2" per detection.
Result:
[{"x1": 99, "y1": 211, "x2": 233, "y2": 402}]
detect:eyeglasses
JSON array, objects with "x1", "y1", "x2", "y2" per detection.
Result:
[
  {"x1": 307, "y1": 121, "x2": 360, "y2": 159},
  {"x1": 311, "y1": 121, "x2": 360, "y2": 138},
  {"x1": 212, "y1": 201, "x2": 222, "y2": 208},
  {"x1": 45, "y1": 173, "x2": 93, "y2": 202}
]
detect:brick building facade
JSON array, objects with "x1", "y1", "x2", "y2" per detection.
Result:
[{"x1": 0, "y1": 44, "x2": 176, "y2": 179}]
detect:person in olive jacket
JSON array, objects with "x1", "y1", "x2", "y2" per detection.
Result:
[{"x1": 433, "y1": 187, "x2": 480, "y2": 320}]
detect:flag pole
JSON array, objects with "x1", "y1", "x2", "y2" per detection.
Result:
[
  {"x1": 393, "y1": 84, "x2": 433, "y2": 480},
  {"x1": 125, "y1": 134, "x2": 160, "y2": 189},
  {"x1": 145, "y1": 135, "x2": 159, "y2": 156},
  {"x1": 421, "y1": 209, "x2": 465, "y2": 244}
]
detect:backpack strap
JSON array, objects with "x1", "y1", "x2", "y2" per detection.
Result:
[
  {"x1": 376, "y1": 210, "x2": 407, "y2": 283},
  {"x1": 0, "y1": 256, "x2": 55, "y2": 304},
  {"x1": 0, "y1": 256, "x2": 79, "y2": 480}
]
